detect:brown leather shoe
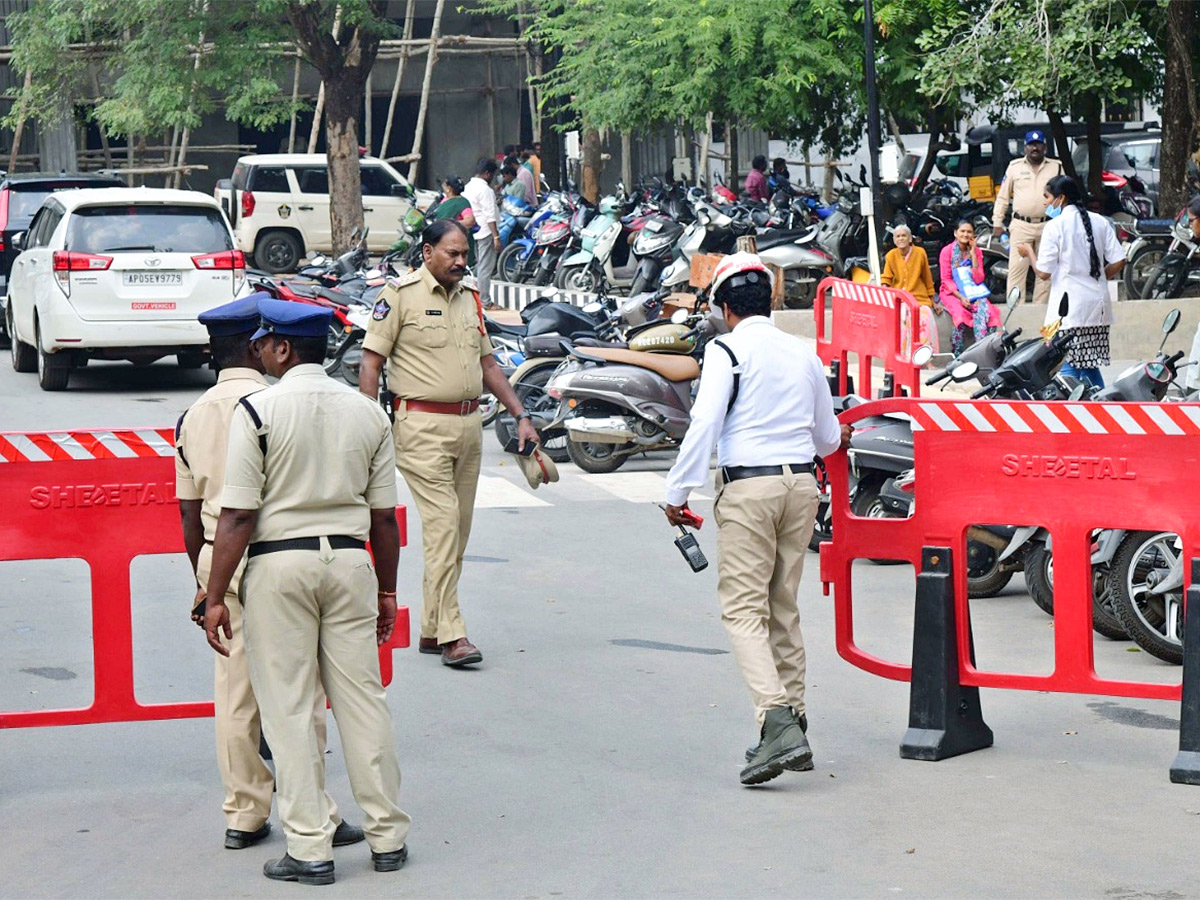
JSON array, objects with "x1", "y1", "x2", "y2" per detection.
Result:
[
  {"x1": 441, "y1": 637, "x2": 482, "y2": 667},
  {"x1": 418, "y1": 637, "x2": 440, "y2": 655}
]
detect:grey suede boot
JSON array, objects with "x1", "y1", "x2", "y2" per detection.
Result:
[
  {"x1": 740, "y1": 706, "x2": 812, "y2": 785},
  {"x1": 745, "y1": 710, "x2": 811, "y2": 770}
]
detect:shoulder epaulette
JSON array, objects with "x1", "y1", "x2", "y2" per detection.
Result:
[
  {"x1": 385, "y1": 269, "x2": 422, "y2": 290},
  {"x1": 460, "y1": 274, "x2": 479, "y2": 292}
]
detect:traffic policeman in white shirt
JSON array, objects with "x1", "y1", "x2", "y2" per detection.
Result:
[{"x1": 663, "y1": 253, "x2": 850, "y2": 786}]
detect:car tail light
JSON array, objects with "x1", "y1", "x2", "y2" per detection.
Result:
[
  {"x1": 53, "y1": 250, "x2": 112, "y2": 293},
  {"x1": 192, "y1": 249, "x2": 245, "y2": 270},
  {"x1": 1101, "y1": 170, "x2": 1127, "y2": 188},
  {"x1": 241, "y1": 190, "x2": 255, "y2": 218},
  {"x1": 0, "y1": 189, "x2": 8, "y2": 251}
]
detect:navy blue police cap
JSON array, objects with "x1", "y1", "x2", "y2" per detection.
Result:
[
  {"x1": 197, "y1": 293, "x2": 270, "y2": 337},
  {"x1": 251, "y1": 298, "x2": 334, "y2": 342},
  {"x1": 1025, "y1": 129, "x2": 1046, "y2": 144}
]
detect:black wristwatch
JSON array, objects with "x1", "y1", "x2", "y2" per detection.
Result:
[{"x1": 517, "y1": 412, "x2": 532, "y2": 422}]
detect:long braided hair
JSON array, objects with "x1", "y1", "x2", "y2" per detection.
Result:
[{"x1": 1046, "y1": 174, "x2": 1101, "y2": 279}]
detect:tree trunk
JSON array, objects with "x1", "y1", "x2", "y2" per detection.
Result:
[
  {"x1": 822, "y1": 155, "x2": 837, "y2": 203},
  {"x1": 699, "y1": 112, "x2": 712, "y2": 190},
  {"x1": 1159, "y1": 0, "x2": 1197, "y2": 215},
  {"x1": 1046, "y1": 110, "x2": 1077, "y2": 180},
  {"x1": 326, "y1": 69, "x2": 366, "y2": 255},
  {"x1": 620, "y1": 130, "x2": 632, "y2": 193},
  {"x1": 910, "y1": 106, "x2": 944, "y2": 197},
  {"x1": 885, "y1": 109, "x2": 906, "y2": 154},
  {"x1": 1082, "y1": 94, "x2": 1104, "y2": 205},
  {"x1": 581, "y1": 127, "x2": 601, "y2": 203}
]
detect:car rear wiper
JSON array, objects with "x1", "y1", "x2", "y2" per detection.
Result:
[{"x1": 103, "y1": 245, "x2": 157, "y2": 252}]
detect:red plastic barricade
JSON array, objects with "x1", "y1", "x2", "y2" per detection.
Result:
[
  {"x1": 814, "y1": 277, "x2": 924, "y2": 399},
  {"x1": 0, "y1": 427, "x2": 409, "y2": 730},
  {"x1": 819, "y1": 397, "x2": 1200, "y2": 781}
]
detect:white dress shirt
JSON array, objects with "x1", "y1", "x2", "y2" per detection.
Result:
[
  {"x1": 1036, "y1": 205, "x2": 1125, "y2": 328},
  {"x1": 462, "y1": 175, "x2": 498, "y2": 241},
  {"x1": 665, "y1": 317, "x2": 843, "y2": 507}
]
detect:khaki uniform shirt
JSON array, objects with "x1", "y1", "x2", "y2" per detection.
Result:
[
  {"x1": 362, "y1": 265, "x2": 493, "y2": 403},
  {"x1": 993, "y1": 156, "x2": 1064, "y2": 227},
  {"x1": 175, "y1": 367, "x2": 269, "y2": 542},
  {"x1": 221, "y1": 364, "x2": 398, "y2": 542}
]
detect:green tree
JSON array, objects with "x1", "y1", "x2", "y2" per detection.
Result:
[{"x1": 919, "y1": 0, "x2": 1159, "y2": 200}]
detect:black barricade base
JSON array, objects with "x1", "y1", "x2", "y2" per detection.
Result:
[
  {"x1": 1170, "y1": 561, "x2": 1200, "y2": 784},
  {"x1": 901, "y1": 546, "x2": 995, "y2": 761}
]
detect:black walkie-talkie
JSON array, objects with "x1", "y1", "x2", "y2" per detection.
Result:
[
  {"x1": 674, "y1": 525, "x2": 709, "y2": 572},
  {"x1": 380, "y1": 369, "x2": 396, "y2": 423}
]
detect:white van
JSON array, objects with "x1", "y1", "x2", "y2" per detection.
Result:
[
  {"x1": 881, "y1": 141, "x2": 970, "y2": 192},
  {"x1": 219, "y1": 154, "x2": 439, "y2": 273}
]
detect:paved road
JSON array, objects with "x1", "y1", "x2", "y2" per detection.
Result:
[{"x1": 1, "y1": 353, "x2": 1196, "y2": 899}]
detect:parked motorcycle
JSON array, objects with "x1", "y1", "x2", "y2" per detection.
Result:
[{"x1": 1141, "y1": 208, "x2": 1200, "y2": 300}]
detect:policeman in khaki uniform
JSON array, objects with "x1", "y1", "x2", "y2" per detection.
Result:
[
  {"x1": 203, "y1": 299, "x2": 409, "y2": 886},
  {"x1": 359, "y1": 219, "x2": 537, "y2": 668},
  {"x1": 993, "y1": 129, "x2": 1063, "y2": 303},
  {"x1": 175, "y1": 295, "x2": 360, "y2": 852}
]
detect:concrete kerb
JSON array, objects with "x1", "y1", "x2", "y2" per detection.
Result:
[{"x1": 487, "y1": 280, "x2": 600, "y2": 312}]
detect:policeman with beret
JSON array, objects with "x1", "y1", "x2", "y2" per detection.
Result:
[
  {"x1": 993, "y1": 130, "x2": 1063, "y2": 303},
  {"x1": 203, "y1": 298, "x2": 409, "y2": 886},
  {"x1": 177, "y1": 295, "x2": 361, "y2": 853}
]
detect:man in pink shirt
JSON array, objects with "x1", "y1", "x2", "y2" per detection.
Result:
[{"x1": 744, "y1": 155, "x2": 770, "y2": 203}]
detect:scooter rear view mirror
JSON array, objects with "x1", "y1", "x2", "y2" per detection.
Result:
[
  {"x1": 1058, "y1": 293, "x2": 1070, "y2": 318},
  {"x1": 1164, "y1": 308, "x2": 1181, "y2": 335},
  {"x1": 1006, "y1": 287, "x2": 1021, "y2": 307},
  {"x1": 670, "y1": 308, "x2": 690, "y2": 325},
  {"x1": 582, "y1": 301, "x2": 604, "y2": 314},
  {"x1": 911, "y1": 345, "x2": 934, "y2": 367},
  {"x1": 951, "y1": 360, "x2": 979, "y2": 381}
]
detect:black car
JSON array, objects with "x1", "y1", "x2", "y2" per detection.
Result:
[
  {"x1": 0, "y1": 172, "x2": 125, "y2": 320},
  {"x1": 1071, "y1": 132, "x2": 1161, "y2": 214}
]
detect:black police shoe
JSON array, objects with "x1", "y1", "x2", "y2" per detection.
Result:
[
  {"x1": 372, "y1": 845, "x2": 408, "y2": 872},
  {"x1": 263, "y1": 853, "x2": 335, "y2": 886},
  {"x1": 224, "y1": 822, "x2": 271, "y2": 850},
  {"x1": 332, "y1": 821, "x2": 365, "y2": 847}
]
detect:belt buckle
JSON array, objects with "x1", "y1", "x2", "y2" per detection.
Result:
[{"x1": 460, "y1": 399, "x2": 472, "y2": 415}]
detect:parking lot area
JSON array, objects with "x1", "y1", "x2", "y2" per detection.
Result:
[{"x1": 1, "y1": 355, "x2": 1198, "y2": 899}]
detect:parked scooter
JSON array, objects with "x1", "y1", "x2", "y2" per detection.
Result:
[
  {"x1": 545, "y1": 308, "x2": 721, "y2": 473},
  {"x1": 555, "y1": 189, "x2": 642, "y2": 292},
  {"x1": 1142, "y1": 207, "x2": 1200, "y2": 300}
]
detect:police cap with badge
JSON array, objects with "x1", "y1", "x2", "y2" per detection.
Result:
[
  {"x1": 198, "y1": 292, "x2": 271, "y2": 336},
  {"x1": 250, "y1": 297, "x2": 334, "y2": 341}
]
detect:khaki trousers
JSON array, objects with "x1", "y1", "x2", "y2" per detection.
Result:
[
  {"x1": 714, "y1": 469, "x2": 820, "y2": 725},
  {"x1": 1007, "y1": 219, "x2": 1051, "y2": 304},
  {"x1": 394, "y1": 408, "x2": 483, "y2": 644},
  {"x1": 196, "y1": 544, "x2": 340, "y2": 832},
  {"x1": 242, "y1": 542, "x2": 409, "y2": 862}
]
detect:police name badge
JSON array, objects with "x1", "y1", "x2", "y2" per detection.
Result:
[{"x1": 372, "y1": 298, "x2": 391, "y2": 321}]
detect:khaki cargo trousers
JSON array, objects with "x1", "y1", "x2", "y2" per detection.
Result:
[
  {"x1": 1006, "y1": 219, "x2": 1052, "y2": 304},
  {"x1": 714, "y1": 468, "x2": 820, "y2": 725}
]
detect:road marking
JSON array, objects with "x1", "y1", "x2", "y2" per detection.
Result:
[
  {"x1": 577, "y1": 471, "x2": 710, "y2": 503},
  {"x1": 473, "y1": 475, "x2": 551, "y2": 508}
]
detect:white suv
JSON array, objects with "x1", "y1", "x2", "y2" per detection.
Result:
[
  {"x1": 6, "y1": 187, "x2": 249, "y2": 391},
  {"x1": 219, "y1": 154, "x2": 439, "y2": 273}
]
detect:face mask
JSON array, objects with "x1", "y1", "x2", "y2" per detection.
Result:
[{"x1": 1045, "y1": 202, "x2": 1062, "y2": 219}]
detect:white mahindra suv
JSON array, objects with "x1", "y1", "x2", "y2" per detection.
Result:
[
  {"x1": 6, "y1": 187, "x2": 250, "y2": 391},
  {"x1": 217, "y1": 154, "x2": 439, "y2": 274}
]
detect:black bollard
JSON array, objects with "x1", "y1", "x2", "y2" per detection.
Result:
[
  {"x1": 900, "y1": 545, "x2": 994, "y2": 761},
  {"x1": 1170, "y1": 559, "x2": 1200, "y2": 785}
]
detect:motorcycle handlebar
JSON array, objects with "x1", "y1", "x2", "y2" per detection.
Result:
[
  {"x1": 1167, "y1": 350, "x2": 1186, "y2": 367},
  {"x1": 1005, "y1": 327, "x2": 1023, "y2": 343},
  {"x1": 970, "y1": 384, "x2": 994, "y2": 400},
  {"x1": 926, "y1": 369, "x2": 951, "y2": 386}
]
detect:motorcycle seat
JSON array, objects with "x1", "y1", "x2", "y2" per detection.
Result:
[
  {"x1": 574, "y1": 346, "x2": 700, "y2": 382},
  {"x1": 486, "y1": 319, "x2": 527, "y2": 337},
  {"x1": 755, "y1": 228, "x2": 812, "y2": 250}
]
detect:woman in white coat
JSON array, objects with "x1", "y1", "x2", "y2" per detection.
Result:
[{"x1": 1018, "y1": 174, "x2": 1126, "y2": 389}]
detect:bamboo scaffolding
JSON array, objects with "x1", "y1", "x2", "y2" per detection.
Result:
[
  {"x1": 379, "y1": 0, "x2": 417, "y2": 158},
  {"x1": 407, "y1": 0, "x2": 446, "y2": 184}
]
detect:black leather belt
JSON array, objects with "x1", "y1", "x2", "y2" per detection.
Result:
[
  {"x1": 1012, "y1": 213, "x2": 1046, "y2": 224},
  {"x1": 721, "y1": 463, "x2": 814, "y2": 483},
  {"x1": 248, "y1": 535, "x2": 366, "y2": 557}
]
